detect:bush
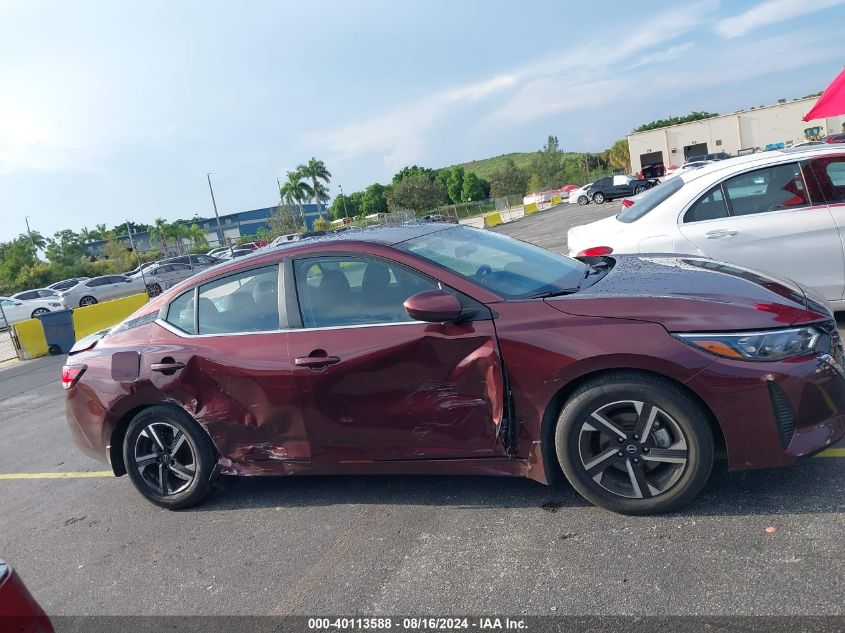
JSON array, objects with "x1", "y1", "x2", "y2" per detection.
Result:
[{"x1": 312, "y1": 217, "x2": 331, "y2": 231}]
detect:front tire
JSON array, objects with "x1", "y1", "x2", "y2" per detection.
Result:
[
  {"x1": 555, "y1": 372, "x2": 713, "y2": 515},
  {"x1": 147, "y1": 283, "x2": 162, "y2": 297},
  {"x1": 31, "y1": 308, "x2": 49, "y2": 318},
  {"x1": 592, "y1": 192, "x2": 606, "y2": 204},
  {"x1": 634, "y1": 185, "x2": 646, "y2": 194},
  {"x1": 79, "y1": 296, "x2": 97, "y2": 307},
  {"x1": 123, "y1": 406, "x2": 217, "y2": 510},
  {"x1": 577, "y1": 195, "x2": 588, "y2": 206}
]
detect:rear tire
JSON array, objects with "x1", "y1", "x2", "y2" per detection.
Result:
[
  {"x1": 79, "y1": 296, "x2": 97, "y2": 307},
  {"x1": 592, "y1": 192, "x2": 605, "y2": 204},
  {"x1": 555, "y1": 372, "x2": 713, "y2": 515},
  {"x1": 123, "y1": 406, "x2": 217, "y2": 510},
  {"x1": 634, "y1": 186, "x2": 646, "y2": 194},
  {"x1": 147, "y1": 283, "x2": 162, "y2": 297}
]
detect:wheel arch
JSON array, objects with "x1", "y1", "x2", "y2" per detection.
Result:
[
  {"x1": 109, "y1": 402, "x2": 217, "y2": 476},
  {"x1": 538, "y1": 366, "x2": 725, "y2": 484}
]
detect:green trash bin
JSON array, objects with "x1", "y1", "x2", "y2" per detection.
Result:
[{"x1": 37, "y1": 309, "x2": 76, "y2": 355}]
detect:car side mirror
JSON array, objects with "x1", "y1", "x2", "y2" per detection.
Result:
[{"x1": 404, "y1": 290, "x2": 462, "y2": 323}]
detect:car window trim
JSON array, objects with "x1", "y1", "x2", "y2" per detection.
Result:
[
  {"x1": 160, "y1": 261, "x2": 286, "y2": 337},
  {"x1": 286, "y1": 251, "x2": 490, "y2": 331}
]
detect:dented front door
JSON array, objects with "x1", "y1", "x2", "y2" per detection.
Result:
[{"x1": 287, "y1": 320, "x2": 506, "y2": 462}]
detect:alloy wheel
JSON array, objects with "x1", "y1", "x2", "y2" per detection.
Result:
[
  {"x1": 577, "y1": 400, "x2": 688, "y2": 499},
  {"x1": 31, "y1": 308, "x2": 49, "y2": 318},
  {"x1": 147, "y1": 284, "x2": 162, "y2": 297},
  {"x1": 134, "y1": 421, "x2": 197, "y2": 495},
  {"x1": 79, "y1": 296, "x2": 97, "y2": 307}
]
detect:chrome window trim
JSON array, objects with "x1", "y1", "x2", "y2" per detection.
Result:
[{"x1": 155, "y1": 317, "x2": 423, "y2": 339}]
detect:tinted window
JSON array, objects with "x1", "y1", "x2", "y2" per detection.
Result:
[
  {"x1": 808, "y1": 157, "x2": 845, "y2": 204},
  {"x1": 16, "y1": 291, "x2": 36, "y2": 300},
  {"x1": 617, "y1": 177, "x2": 684, "y2": 223},
  {"x1": 196, "y1": 265, "x2": 279, "y2": 334},
  {"x1": 684, "y1": 185, "x2": 729, "y2": 223},
  {"x1": 723, "y1": 162, "x2": 809, "y2": 216},
  {"x1": 397, "y1": 226, "x2": 586, "y2": 299},
  {"x1": 295, "y1": 256, "x2": 439, "y2": 328},
  {"x1": 165, "y1": 291, "x2": 197, "y2": 334},
  {"x1": 87, "y1": 278, "x2": 107, "y2": 287}
]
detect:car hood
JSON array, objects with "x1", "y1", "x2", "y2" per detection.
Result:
[{"x1": 547, "y1": 254, "x2": 830, "y2": 331}]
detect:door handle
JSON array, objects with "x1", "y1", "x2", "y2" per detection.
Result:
[
  {"x1": 150, "y1": 361, "x2": 186, "y2": 373},
  {"x1": 295, "y1": 354, "x2": 340, "y2": 369},
  {"x1": 704, "y1": 230, "x2": 738, "y2": 239}
]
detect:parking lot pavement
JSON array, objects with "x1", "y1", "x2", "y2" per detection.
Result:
[{"x1": 2, "y1": 219, "x2": 845, "y2": 618}]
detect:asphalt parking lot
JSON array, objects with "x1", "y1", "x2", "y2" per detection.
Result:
[{"x1": 2, "y1": 201, "x2": 845, "y2": 618}]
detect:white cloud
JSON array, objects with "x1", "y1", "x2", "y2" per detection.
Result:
[
  {"x1": 715, "y1": 0, "x2": 845, "y2": 38},
  {"x1": 305, "y1": 1, "x2": 718, "y2": 168},
  {"x1": 626, "y1": 43, "x2": 695, "y2": 70}
]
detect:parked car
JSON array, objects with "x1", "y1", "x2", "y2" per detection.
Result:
[
  {"x1": 130, "y1": 263, "x2": 197, "y2": 294},
  {"x1": 160, "y1": 254, "x2": 222, "y2": 268},
  {"x1": 825, "y1": 133, "x2": 845, "y2": 144},
  {"x1": 567, "y1": 146, "x2": 845, "y2": 310},
  {"x1": 217, "y1": 248, "x2": 255, "y2": 260},
  {"x1": 124, "y1": 261, "x2": 159, "y2": 277},
  {"x1": 64, "y1": 224, "x2": 845, "y2": 515},
  {"x1": 269, "y1": 233, "x2": 302, "y2": 248},
  {"x1": 59, "y1": 274, "x2": 159, "y2": 307},
  {"x1": 11, "y1": 288, "x2": 60, "y2": 302},
  {"x1": 0, "y1": 560, "x2": 54, "y2": 633},
  {"x1": 206, "y1": 246, "x2": 230, "y2": 258},
  {"x1": 587, "y1": 175, "x2": 657, "y2": 204},
  {"x1": 567, "y1": 183, "x2": 593, "y2": 206},
  {"x1": 0, "y1": 296, "x2": 64, "y2": 326},
  {"x1": 47, "y1": 277, "x2": 89, "y2": 292}
]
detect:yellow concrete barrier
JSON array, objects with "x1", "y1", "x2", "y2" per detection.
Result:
[
  {"x1": 524, "y1": 202, "x2": 538, "y2": 215},
  {"x1": 72, "y1": 293, "x2": 149, "y2": 340},
  {"x1": 483, "y1": 211, "x2": 503, "y2": 228},
  {"x1": 13, "y1": 319, "x2": 48, "y2": 360},
  {"x1": 551, "y1": 194, "x2": 562, "y2": 205}
]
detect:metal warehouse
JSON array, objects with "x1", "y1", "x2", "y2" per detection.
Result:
[{"x1": 627, "y1": 96, "x2": 845, "y2": 176}]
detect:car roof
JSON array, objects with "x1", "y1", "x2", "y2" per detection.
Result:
[{"x1": 679, "y1": 145, "x2": 845, "y2": 186}]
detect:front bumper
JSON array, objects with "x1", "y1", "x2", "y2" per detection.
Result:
[{"x1": 687, "y1": 340, "x2": 845, "y2": 470}]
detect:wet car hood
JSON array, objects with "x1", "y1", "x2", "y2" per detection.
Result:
[{"x1": 547, "y1": 254, "x2": 832, "y2": 331}]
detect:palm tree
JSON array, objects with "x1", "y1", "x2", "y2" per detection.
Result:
[
  {"x1": 150, "y1": 218, "x2": 169, "y2": 253},
  {"x1": 185, "y1": 223, "x2": 208, "y2": 248},
  {"x1": 79, "y1": 227, "x2": 95, "y2": 243},
  {"x1": 25, "y1": 230, "x2": 47, "y2": 250},
  {"x1": 166, "y1": 222, "x2": 190, "y2": 254},
  {"x1": 297, "y1": 158, "x2": 331, "y2": 218},
  {"x1": 280, "y1": 171, "x2": 312, "y2": 229}
]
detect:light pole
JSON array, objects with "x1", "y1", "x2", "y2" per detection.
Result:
[
  {"x1": 24, "y1": 216, "x2": 35, "y2": 252},
  {"x1": 207, "y1": 173, "x2": 234, "y2": 257},
  {"x1": 338, "y1": 184, "x2": 349, "y2": 219}
]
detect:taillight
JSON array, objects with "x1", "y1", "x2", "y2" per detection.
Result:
[
  {"x1": 61, "y1": 365, "x2": 86, "y2": 390},
  {"x1": 621, "y1": 198, "x2": 635, "y2": 208},
  {"x1": 576, "y1": 246, "x2": 614, "y2": 257}
]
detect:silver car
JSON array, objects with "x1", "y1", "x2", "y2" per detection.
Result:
[
  {"x1": 131, "y1": 262, "x2": 200, "y2": 294},
  {"x1": 59, "y1": 274, "x2": 158, "y2": 308}
]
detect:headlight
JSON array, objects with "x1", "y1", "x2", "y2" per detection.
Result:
[
  {"x1": 674, "y1": 326, "x2": 821, "y2": 361},
  {"x1": 49, "y1": 302, "x2": 61, "y2": 307}
]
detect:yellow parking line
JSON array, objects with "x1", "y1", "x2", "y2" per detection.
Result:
[
  {"x1": 0, "y1": 470, "x2": 113, "y2": 480},
  {"x1": 817, "y1": 447, "x2": 845, "y2": 457}
]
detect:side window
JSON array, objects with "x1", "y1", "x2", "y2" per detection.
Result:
[
  {"x1": 684, "y1": 185, "x2": 729, "y2": 223},
  {"x1": 808, "y1": 157, "x2": 845, "y2": 204},
  {"x1": 294, "y1": 256, "x2": 439, "y2": 328},
  {"x1": 165, "y1": 291, "x2": 197, "y2": 335},
  {"x1": 612, "y1": 175, "x2": 630, "y2": 186},
  {"x1": 196, "y1": 265, "x2": 279, "y2": 334},
  {"x1": 87, "y1": 278, "x2": 105, "y2": 287},
  {"x1": 723, "y1": 162, "x2": 809, "y2": 216}
]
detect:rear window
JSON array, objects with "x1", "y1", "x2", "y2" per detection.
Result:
[{"x1": 616, "y1": 177, "x2": 684, "y2": 223}]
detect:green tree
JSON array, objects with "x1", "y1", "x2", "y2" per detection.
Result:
[
  {"x1": 359, "y1": 183, "x2": 389, "y2": 215},
  {"x1": 633, "y1": 111, "x2": 719, "y2": 132},
  {"x1": 388, "y1": 173, "x2": 448, "y2": 212},
  {"x1": 268, "y1": 204, "x2": 298, "y2": 235},
  {"x1": 297, "y1": 158, "x2": 331, "y2": 218},
  {"x1": 45, "y1": 230, "x2": 85, "y2": 266},
  {"x1": 460, "y1": 172, "x2": 485, "y2": 202},
  {"x1": 150, "y1": 218, "x2": 169, "y2": 252},
  {"x1": 489, "y1": 158, "x2": 528, "y2": 197},
  {"x1": 280, "y1": 170, "x2": 312, "y2": 227},
  {"x1": 0, "y1": 237, "x2": 39, "y2": 293},
  {"x1": 447, "y1": 166, "x2": 465, "y2": 203},
  {"x1": 606, "y1": 139, "x2": 630, "y2": 172},
  {"x1": 392, "y1": 165, "x2": 435, "y2": 183},
  {"x1": 527, "y1": 173, "x2": 543, "y2": 193},
  {"x1": 312, "y1": 217, "x2": 331, "y2": 231}
]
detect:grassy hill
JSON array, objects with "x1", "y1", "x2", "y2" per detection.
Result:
[{"x1": 450, "y1": 151, "x2": 591, "y2": 181}]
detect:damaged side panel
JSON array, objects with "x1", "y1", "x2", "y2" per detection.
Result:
[
  {"x1": 143, "y1": 328, "x2": 310, "y2": 475},
  {"x1": 287, "y1": 319, "x2": 507, "y2": 463}
]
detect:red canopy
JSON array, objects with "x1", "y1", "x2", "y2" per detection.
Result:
[{"x1": 804, "y1": 67, "x2": 845, "y2": 121}]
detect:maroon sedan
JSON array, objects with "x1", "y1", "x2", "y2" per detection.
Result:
[{"x1": 63, "y1": 225, "x2": 845, "y2": 514}]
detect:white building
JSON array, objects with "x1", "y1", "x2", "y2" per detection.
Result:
[{"x1": 627, "y1": 97, "x2": 845, "y2": 176}]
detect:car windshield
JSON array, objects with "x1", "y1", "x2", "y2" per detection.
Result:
[
  {"x1": 397, "y1": 226, "x2": 587, "y2": 299},
  {"x1": 616, "y1": 176, "x2": 684, "y2": 223}
]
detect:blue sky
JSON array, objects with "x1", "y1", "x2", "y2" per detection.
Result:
[{"x1": 1, "y1": 0, "x2": 844, "y2": 242}]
